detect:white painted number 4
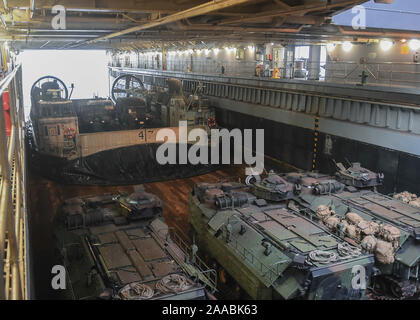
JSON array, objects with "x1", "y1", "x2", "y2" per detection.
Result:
[{"x1": 51, "y1": 265, "x2": 66, "y2": 290}]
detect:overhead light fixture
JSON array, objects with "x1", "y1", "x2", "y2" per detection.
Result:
[
  {"x1": 213, "y1": 48, "x2": 220, "y2": 54},
  {"x1": 409, "y1": 39, "x2": 420, "y2": 51},
  {"x1": 380, "y1": 40, "x2": 393, "y2": 51},
  {"x1": 326, "y1": 43, "x2": 336, "y2": 52},
  {"x1": 342, "y1": 41, "x2": 353, "y2": 52}
]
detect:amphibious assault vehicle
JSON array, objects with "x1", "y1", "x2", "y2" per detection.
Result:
[
  {"x1": 190, "y1": 161, "x2": 420, "y2": 299},
  {"x1": 54, "y1": 191, "x2": 216, "y2": 300},
  {"x1": 284, "y1": 169, "x2": 420, "y2": 299},
  {"x1": 334, "y1": 160, "x2": 384, "y2": 189},
  {"x1": 27, "y1": 74, "x2": 216, "y2": 185},
  {"x1": 251, "y1": 171, "x2": 299, "y2": 202},
  {"x1": 189, "y1": 180, "x2": 375, "y2": 300}
]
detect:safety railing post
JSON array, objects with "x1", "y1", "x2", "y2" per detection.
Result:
[
  {"x1": 0, "y1": 65, "x2": 25, "y2": 300},
  {"x1": 7, "y1": 76, "x2": 22, "y2": 300},
  {"x1": 0, "y1": 86, "x2": 10, "y2": 300}
]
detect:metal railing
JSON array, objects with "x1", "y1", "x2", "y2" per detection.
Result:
[
  {"x1": 324, "y1": 61, "x2": 420, "y2": 87},
  {"x1": 113, "y1": 59, "x2": 420, "y2": 89},
  {"x1": 0, "y1": 65, "x2": 29, "y2": 300},
  {"x1": 168, "y1": 228, "x2": 217, "y2": 293},
  {"x1": 230, "y1": 238, "x2": 280, "y2": 285}
]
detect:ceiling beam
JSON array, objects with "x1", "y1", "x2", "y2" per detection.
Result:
[
  {"x1": 273, "y1": 0, "x2": 290, "y2": 9},
  {"x1": 85, "y1": 0, "x2": 254, "y2": 44},
  {"x1": 181, "y1": 14, "x2": 323, "y2": 27},
  {"x1": 4, "y1": 0, "x2": 208, "y2": 14},
  {"x1": 177, "y1": 22, "x2": 304, "y2": 33},
  {"x1": 338, "y1": 26, "x2": 420, "y2": 39},
  {"x1": 217, "y1": 0, "x2": 364, "y2": 25}
]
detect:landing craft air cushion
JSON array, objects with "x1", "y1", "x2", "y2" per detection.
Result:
[{"x1": 27, "y1": 74, "x2": 217, "y2": 185}]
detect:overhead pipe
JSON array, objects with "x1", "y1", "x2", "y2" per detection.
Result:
[
  {"x1": 338, "y1": 26, "x2": 420, "y2": 39},
  {"x1": 85, "y1": 0, "x2": 254, "y2": 44},
  {"x1": 217, "y1": 0, "x2": 365, "y2": 25},
  {"x1": 177, "y1": 19, "x2": 303, "y2": 33}
]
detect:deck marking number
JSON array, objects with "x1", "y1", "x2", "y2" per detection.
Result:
[{"x1": 138, "y1": 130, "x2": 145, "y2": 141}]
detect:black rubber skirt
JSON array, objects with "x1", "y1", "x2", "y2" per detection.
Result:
[{"x1": 29, "y1": 143, "x2": 221, "y2": 185}]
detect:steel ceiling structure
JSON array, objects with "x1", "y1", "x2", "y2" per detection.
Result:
[{"x1": 0, "y1": 0, "x2": 409, "y2": 50}]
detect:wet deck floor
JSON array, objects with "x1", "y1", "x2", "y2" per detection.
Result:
[
  {"x1": 28, "y1": 157, "x2": 296, "y2": 299},
  {"x1": 28, "y1": 165, "x2": 246, "y2": 299}
]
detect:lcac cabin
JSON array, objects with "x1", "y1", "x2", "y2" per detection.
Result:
[{"x1": 28, "y1": 74, "x2": 217, "y2": 185}]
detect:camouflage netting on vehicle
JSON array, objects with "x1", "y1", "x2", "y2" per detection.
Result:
[
  {"x1": 315, "y1": 205, "x2": 401, "y2": 264},
  {"x1": 394, "y1": 191, "x2": 420, "y2": 208}
]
